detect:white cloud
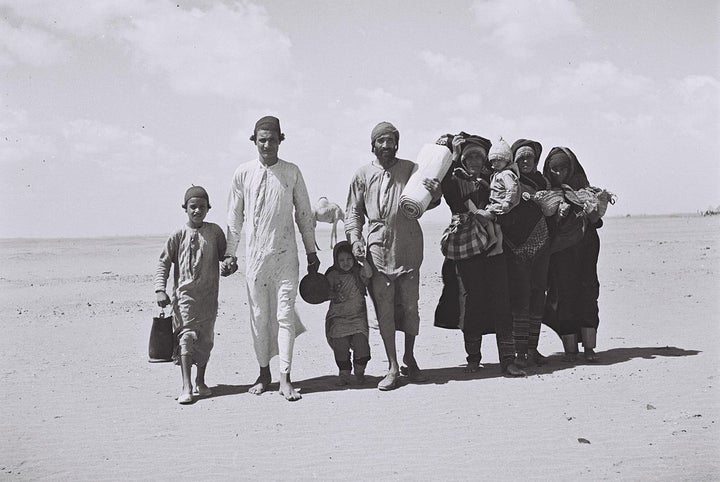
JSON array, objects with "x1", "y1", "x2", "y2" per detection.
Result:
[
  {"x1": 0, "y1": 20, "x2": 71, "y2": 66},
  {"x1": 471, "y1": 0, "x2": 585, "y2": 57},
  {"x1": 419, "y1": 50, "x2": 476, "y2": 82},
  {"x1": 121, "y1": 2, "x2": 296, "y2": 100},
  {"x1": 0, "y1": 1, "x2": 298, "y2": 101},
  {"x1": 671, "y1": 75, "x2": 720, "y2": 141},
  {"x1": 342, "y1": 88, "x2": 414, "y2": 127},
  {"x1": 545, "y1": 61, "x2": 653, "y2": 104}
]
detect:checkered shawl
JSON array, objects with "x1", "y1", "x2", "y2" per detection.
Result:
[{"x1": 440, "y1": 212, "x2": 489, "y2": 260}]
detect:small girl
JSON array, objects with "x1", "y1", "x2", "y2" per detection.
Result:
[
  {"x1": 154, "y1": 186, "x2": 232, "y2": 404},
  {"x1": 483, "y1": 137, "x2": 521, "y2": 256},
  {"x1": 325, "y1": 241, "x2": 373, "y2": 385}
]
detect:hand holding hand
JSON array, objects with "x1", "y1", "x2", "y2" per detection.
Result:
[
  {"x1": 352, "y1": 240, "x2": 366, "y2": 259},
  {"x1": 156, "y1": 291, "x2": 171, "y2": 308},
  {"x1": 221, "y1": 256, "x2": 238, "y2": 277}
]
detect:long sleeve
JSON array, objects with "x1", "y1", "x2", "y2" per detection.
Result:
[
  {"x1": 292, "y1": 167, "x2": 317, "y2": 254},
  {"x1": 215, "y1": 224, "x2": 227, "y2": 261},
  {"x1": 487, "y1": 170, "x2": 520, "y2": 215},
  {"x1": 154, "y1": 234, "x2": 176, "y2": 292},
  {"x1": 344, "y1": 173, "x2": 366, "y2": 245},
  {"x1": 225, "y1": 172, "x2": 245, "y2": 257}
]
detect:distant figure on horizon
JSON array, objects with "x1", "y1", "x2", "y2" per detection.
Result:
[
  {"x1": 313, "y1": 197, "x2": 345, "y2": 249},
  {"x1": 154, "y1": 186, "x2": 231, "y2": 404}
]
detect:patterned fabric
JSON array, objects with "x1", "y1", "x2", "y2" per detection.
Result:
[
  {"x1": 440, "y1": 212, "x2": 489, "y2": 260},
  {"x1": 510, "y1": 216, "x2": 549, "y2": 261}
]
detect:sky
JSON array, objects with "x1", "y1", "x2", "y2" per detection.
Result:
[{"x1": 1, "y1": 0, "x2": 718, "y2": 238}]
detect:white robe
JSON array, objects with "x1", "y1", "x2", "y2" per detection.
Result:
[{"x1": 226, "y1": 158, "x2": 316, "y2": 373}]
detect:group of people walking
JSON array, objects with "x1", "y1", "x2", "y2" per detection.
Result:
[{"x1": 154, "y1": 116, "x2": 607, "y2": 404}]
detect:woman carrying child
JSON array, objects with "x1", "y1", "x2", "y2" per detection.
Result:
[
  {"x1": 434, "y1": 133, "x2": 526, "y2": 377},
  {"x1": 542, "y1": 147, "x2": 603, "y2": 362},
  {"x1": 504, "y1": 139, "x2": 552, "y2": 368},
  {"x1": 325, "y1": 241, "x2": 373, "y2": 385},
  {"x1": 154, "y1": 186, "x2": 231, "y2": 404}
]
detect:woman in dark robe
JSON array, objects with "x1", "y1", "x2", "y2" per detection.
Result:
[
  {"x1": 542, "y1": 147, "x2": 602, "y2": 362},
  {"x1": 434, "y1": 133, "x2": 526, "y2": 377},
  {"x1": 504, "y1": 139, "x2": 552, "y2": 367}
]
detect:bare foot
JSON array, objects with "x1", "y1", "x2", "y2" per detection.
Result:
[
  {"x1": 177, "y1": 386, "x2": 193, "y2": 404},
  {"x1": 248, "y1": 373, "x2": 271, "y2": 395},
  {"x1": 193, "y1": 383, "x2": 212, "y2": 397},
  {"x1": 279, "y1": 374, "x2": 301, "y2": 401}
]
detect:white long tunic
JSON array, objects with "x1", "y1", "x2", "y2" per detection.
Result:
[{"x1": 226, "y1": 158, "x2": 316, "y2": 372}]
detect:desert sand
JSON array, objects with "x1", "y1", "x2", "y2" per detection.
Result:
[{"x1": 1, "y1": 215, "x2": 718, "y2": 480}]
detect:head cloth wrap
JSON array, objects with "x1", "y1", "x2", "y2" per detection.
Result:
[
  {"x1": 542, "y1": 147, "x2": 589, "y2": 189},
  {"x1": 370, "y1": 121, "x2": 399, "y2": 150}
]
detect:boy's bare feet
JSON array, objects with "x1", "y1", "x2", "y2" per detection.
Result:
[
  {"x1": 279, "y1": 373, "x2": 301, "y2": 401},
  {"x1": 193, "y1": 383, "x2": 212, "y2": 397},
  {"x1": 377, "y1": 370, "x2": 400, "y2": 391},
  {"x1": 177, "y1": 386, "x2": 193, "y2": 404},
  {"x1": 249, "y1": 366, "x2": 271, "y2": 395}
]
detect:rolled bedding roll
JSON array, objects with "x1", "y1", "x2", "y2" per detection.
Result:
[{"x1": 400, "y1": 143, "x2": 452, "y2": 219}]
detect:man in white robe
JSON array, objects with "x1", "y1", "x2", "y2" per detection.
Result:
[{"x1": 223, "y1": 116, "x2": 319, "y2": 401}]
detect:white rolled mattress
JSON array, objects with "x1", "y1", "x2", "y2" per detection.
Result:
[{"x1": 399, "y1": 143, "x2": 452, "y2": 219}]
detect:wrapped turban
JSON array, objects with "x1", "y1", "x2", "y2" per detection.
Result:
[{"x1": 370, "y1": 121, "x2": 399, "y2": 150}]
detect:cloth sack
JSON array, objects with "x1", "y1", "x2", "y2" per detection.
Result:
[
  {"x1": 440, "y1": 212, "x2": 489, "y2": 260},
  {"x1": 400, "y1": 143, "x2": 452, "y2": 219},
  {"x1": 523, "y1": 189, "x2": 565, "y2": 216}
]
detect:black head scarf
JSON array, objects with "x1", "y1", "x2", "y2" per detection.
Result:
[{"x1": 542, "y1": 147, "x2": 589, "y2": 189}]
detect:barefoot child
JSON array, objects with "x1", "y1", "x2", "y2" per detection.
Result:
[
  {"x1": 483, "y1": 137, "x2": 521, "y2": 256},
  {"x1": 154, "y1": 186, "x2": 233, "y2": 404},
  {"x1": 325, "y1": 241, "x2": 372, "y2": 385}
]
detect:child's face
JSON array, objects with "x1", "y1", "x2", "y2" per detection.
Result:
[
  {"x1": 337, "y1": 251, "x2": 355, "y2": 272},
  {"x1": 185, "y1": 197, "x2": 209, "y2": 227},
  {"x1": 490, "y1": 156, "x2": 509, "y2": 172}
]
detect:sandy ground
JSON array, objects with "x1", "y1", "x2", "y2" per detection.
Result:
[{"x1": 1, "y1": 215, "x2": 718, "y2": 480}]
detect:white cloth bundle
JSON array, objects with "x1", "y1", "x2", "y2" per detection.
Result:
[{"x1": 400, "y1": 144, "x2": 452, "y2": 219}]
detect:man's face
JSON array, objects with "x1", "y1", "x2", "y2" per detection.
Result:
[
  {"x1": 373, "y1": 133, "x2": 397, "y2": 163},
  {"x1": 255, "y1": 129, "x2": 280, "y2": 163}
]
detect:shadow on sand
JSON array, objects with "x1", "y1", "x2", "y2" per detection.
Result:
[{"x1": 204, "y1": 346, "x2": 700, "y2": 398}]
